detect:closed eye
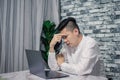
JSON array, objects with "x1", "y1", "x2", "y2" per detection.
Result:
[{"x1": 62, "y1": 35, "x2": 68, "y2": 39}]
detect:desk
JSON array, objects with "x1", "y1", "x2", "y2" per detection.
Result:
[
  {"x1": 0, "y1": 70, "x2": 107, "y2": 80},
  {"x1": 0, "y1": 70, "x2": 83, "y2": 80}
]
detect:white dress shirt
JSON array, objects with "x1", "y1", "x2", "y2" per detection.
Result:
[{"x1": 48, "y1": 35, "x2": 101, "y2": 76}]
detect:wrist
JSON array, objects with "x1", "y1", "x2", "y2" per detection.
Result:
[{"x1": 49, "y1": 46, "x2": 55, "y2": 53}]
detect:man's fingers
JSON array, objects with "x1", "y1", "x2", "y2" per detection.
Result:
[
  {"x1": 56, "y1": 54, "x2": 64, "y2": 58},
  {"x1": 55, "y1": 33, "x2": 68, "y2": 37},
  {"x1": 55, "y1": 33, "x2": 67, "y2": 37}
]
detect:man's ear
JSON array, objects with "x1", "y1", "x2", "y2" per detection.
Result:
[{"x1": 73, "y1": 28, "x2": 79, "y2": 35}]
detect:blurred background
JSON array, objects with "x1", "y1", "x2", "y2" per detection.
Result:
[{"x1": 0, "y1": 0, "x2": 120, "y2": 80}]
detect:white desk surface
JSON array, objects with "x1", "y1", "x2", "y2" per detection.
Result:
[{"x1": 0, "y1": 70, "x2": 107, "y2": 80}]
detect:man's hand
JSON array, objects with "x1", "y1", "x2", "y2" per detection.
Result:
[
  {"x1": 56, "y1": 54, "x2": 65, "y2": 66},
  {"x1": 49, "y1": 34, "x2": 66, "y2": 52}
]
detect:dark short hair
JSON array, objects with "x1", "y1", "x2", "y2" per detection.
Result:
[{"x1": 56, "y1": 17, "x2": 80, "y2": 33}]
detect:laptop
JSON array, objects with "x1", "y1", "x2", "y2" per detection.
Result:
[{"x1": 25, "y1": 49, "x2": 69, "y2": 79}]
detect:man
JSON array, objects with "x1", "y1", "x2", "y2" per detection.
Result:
[{"x1": 48, "y1": 17, "x2": 106, "y2": 79}]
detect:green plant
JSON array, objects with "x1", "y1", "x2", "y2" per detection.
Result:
[{"x1": 40, "y1": 20, "x2": 57, "y2": 63}]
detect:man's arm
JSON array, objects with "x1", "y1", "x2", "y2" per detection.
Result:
[
  {"x1": 59, "y1": 42, "x2": 100, "y2": 75},
  {"x1": 48, "y1": 34, "x2": 65, "y2": 70},
  {"x1": 48, "y1": 52, "x2": 60, "y2": 70}
]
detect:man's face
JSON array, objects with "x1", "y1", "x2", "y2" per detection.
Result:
[{"x1": 60, "y1": 28, "x2": 79, "y2": 47}]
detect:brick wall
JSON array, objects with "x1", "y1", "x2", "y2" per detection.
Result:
[{"x1": 60, "y1": 0, "x2": 120, "y2": 80}]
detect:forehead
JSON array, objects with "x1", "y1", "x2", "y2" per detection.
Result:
[{"x1": 60, "y1": 28, "x2": 71, "y2": 34}]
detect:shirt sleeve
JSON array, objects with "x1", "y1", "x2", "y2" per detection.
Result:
[
  {"x1": 48, "y1": 52, "x2": 59, "y2": 70},
  {"x1": 60, "y1": 41, "x2": 100, "y2": 76},
  {"x1": 48, "y1": 44, "x2": 68, "y2": 71}
]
